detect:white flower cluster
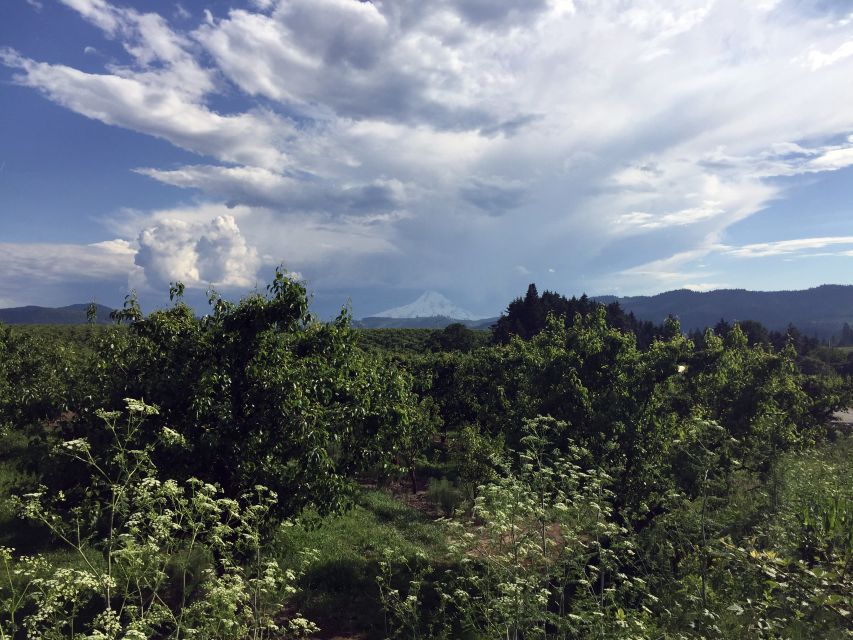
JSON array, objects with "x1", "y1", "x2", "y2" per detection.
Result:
[{"x1": 2, "y1": 400, "x2": 315, "y2": 640}]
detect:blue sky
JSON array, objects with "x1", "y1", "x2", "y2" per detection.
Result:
[{"x1": 2, "y1": 0, "x2": 853, "y2": 318}]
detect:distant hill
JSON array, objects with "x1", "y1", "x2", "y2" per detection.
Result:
[
  {"x1": 0, "y1": 303, "x2": 115, "y2": 325},
  {"x1": 595, "y1": 285, "x2": 853, "y2": 337},
  {"x1": 355, "y1": 315, "x2": 498, "y2": 330}
]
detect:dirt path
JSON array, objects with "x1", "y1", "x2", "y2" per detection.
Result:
[{"x1": 832, "y1": 409, "x2": 853, "y2": 424}]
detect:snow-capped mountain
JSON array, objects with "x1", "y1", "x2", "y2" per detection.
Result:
[{"x1": 372, "y1": 291, "x2": 479, "y2": 320}]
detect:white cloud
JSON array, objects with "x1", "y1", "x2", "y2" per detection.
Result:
[
  {"x1": 681, "y1": 282, "x2": 728, "y2": 292},
  {"x1": 98, "y1": 199, "x2": 400, "y2": 293},
  {"x1": 174, "y1": 3, "x2": 190, "y2": 20},
  {"x1": 0, "y1": 239, "x2": 134, "y2": 308},
  {"x1": 803, "y1": 40, "x2": 853, "y2": 70},
  {"x1": 619, "y1": 0, "x2": 712, "y2": 41},
  {"x1": 1, "y1": 50, "x2": 289, "y2": 169},
  {"x1": 90, "y1": 238, "x2": 135, "y2": 254},
  {"x1": 135, "y1": 215, "x2": 260, "y2": 289},
  {"x1": 0, "y1": 240, "x2": 134, "y2": 285},
  {"x1": 617, "y1": 201, "x2": 724, "y2": 230},
  {"x1": 724, "y1": 236, "x2": 853, "y2": 258},
  {"x1": 99, "y1": 202, "x2": 253, "y2": 237},
  {"x1": 191, "y1": 0, "x2": 536, "y2": 130},
  {"x1": 59, "y1": 0, "x2": 212, "y2": 94},
  {"x1": 807, "y1": 146, "x2": 853, "y2": 172},
  {"x1": 610, "y1": 245, "x2": 723, "y2": 293}
]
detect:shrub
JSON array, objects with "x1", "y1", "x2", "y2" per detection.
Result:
[{"x1": 427, "y1": 477, "x2": 462, "y2": 516}]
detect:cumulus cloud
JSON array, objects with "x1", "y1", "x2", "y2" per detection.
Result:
[
  {"x1": 98, "y1": 200, "x2": 401, "y2": 286},
  {"x1": 192, "y1": 0, "x2": 533, "y2": 130},
  {"x1": 135, "y1": 215, "x2": 261, "y2": 288}
]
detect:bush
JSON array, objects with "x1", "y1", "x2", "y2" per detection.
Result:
[{"x1": 427, "y1": 477, "x2": 462, "y2": 516}]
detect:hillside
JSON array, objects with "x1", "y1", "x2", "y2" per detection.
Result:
[
  {"x1": 595, "y1": 285, "x2": 853, "y2": 336},
  {"x1": 0, "y1": 303, "x2": 114, "y2": 324}
]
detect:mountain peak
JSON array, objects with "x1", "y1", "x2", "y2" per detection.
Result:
[{"x1": 371, "y1": 291, "x2": 479, "y2": 320}]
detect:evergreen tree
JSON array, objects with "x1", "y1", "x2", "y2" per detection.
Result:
[{"x1": 840, "y1": 321, "x2": 853, "y2": 346}]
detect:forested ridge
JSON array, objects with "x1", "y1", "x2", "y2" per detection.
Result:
[
  {"x1": 595, "y1": 285, "x2": 853, "y2": 340},
  {"x1": 0, "y1": 304, "x2": 115, "y2": 325},
  {"x1": 1, "y1": 272, "x2": 851, "y2": 639}
]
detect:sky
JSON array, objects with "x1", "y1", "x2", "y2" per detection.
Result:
[{"x1": 2, "y1": 0, "x2": 853, "y2": 319}]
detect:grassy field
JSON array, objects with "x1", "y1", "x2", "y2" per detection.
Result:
[{"x1": 277, "y1": 490, "x2": 447, "y2": 639}]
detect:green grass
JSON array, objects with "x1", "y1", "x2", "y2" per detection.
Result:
[
  {"x1": 0, "y1": 432, "x2": 66, "y2": 558},
  {"x1": 777, "y1": 433, "x2": 853, "y2": 506},
  {"x1": 276, "y1": 488, "x2": 447, "y2": 638}
]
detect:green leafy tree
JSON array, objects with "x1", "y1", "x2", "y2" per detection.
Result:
[
  {"x1": 687, "y1": 325, "x2": 827, "y2": 479},
  {"x1": 44, "y1": 270, "x2": 419, "y2": 519}
]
